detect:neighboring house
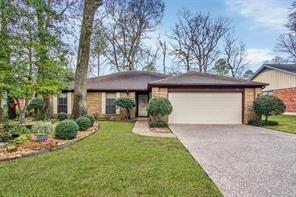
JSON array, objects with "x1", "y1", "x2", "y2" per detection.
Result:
[
  {"x1": 51, "y1": 71, "x2": 266, "y2": 124},
  {"x1": 251, "y1": 64, "x2": 296, "y2": 113}
]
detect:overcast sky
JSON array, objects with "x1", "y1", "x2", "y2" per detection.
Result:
[{"x1": 158, "y1": 0, "x2": 291, "y2": 70}]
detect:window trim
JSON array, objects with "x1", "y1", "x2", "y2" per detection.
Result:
[
  {"x1": 58, "y1": 93, "x2": 68, "y2": 113},
  {"x1": 105, "y1": 93, "x2": 116, "y2": 115}
]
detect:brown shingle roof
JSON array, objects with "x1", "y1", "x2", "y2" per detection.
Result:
[
  {"x1": 71, "y1": 71, "x2": 167, "y2": 91},
  {"x1": 149, "y1": 72, "x2": 267, "y2": 87}
]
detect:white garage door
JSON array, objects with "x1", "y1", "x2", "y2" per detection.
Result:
[{"x1": 168, "y1": 92, "x2": 242, "y2": 124}]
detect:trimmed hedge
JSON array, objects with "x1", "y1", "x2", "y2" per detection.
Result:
[
  {"x1": 83, "y1": 114, "x2": 96, "y2": 126},
  {"x1": 57, "y1": 112, "x2": 69, "y2": 121},
  {"x1": 248, "y1": 120, "x2": 279, "y2": 127},
  {"x1": 76, "y1": 117, "x2": 92, "y2": 131},
  {"x1": 55, "y1": 120, "x2": 79, "y2": 140},
  {"x1": 149, "y1": 120, "x2": 168, "y2": 128}
]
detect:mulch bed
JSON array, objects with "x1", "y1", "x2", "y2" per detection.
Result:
[{"x1": 0, "y1": 123, "x2": 99, "y2": 162}]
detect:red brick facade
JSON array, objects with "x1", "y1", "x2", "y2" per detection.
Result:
[{"x1": 273, "y1": 88, "x2": 296, "y2": 112}]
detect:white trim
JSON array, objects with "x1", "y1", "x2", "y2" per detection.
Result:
[
  {"x1": 116, "y1": 92, "x2": 120, "y2": 114},
  {"x1": 101, "y1": 92, "x2": 106, "y2": 114},
  {"x1": 53, "y1": 96, "x2": 58, "y2": 114},
  {"x1": 67, "y1": 92, "x2": 72, "y2": 114}
]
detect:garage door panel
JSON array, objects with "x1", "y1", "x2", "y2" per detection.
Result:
[{"x1": 168, "y1": 92, "x2": 242, "y2": 124}]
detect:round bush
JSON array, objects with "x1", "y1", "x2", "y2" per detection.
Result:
[
  {"x1": 113, "y1": 97, "x2": 136, "y2": 120},
  {"x1": 55, "y1": 120, "x2": 79, "y2": 140},
  {"x1": 75, "y1": 117, "x2": 92, "y2": 131},
  {"x1": 148, "y1": 97, "x2": 172, "y2": 120},
  {"x1": 57, "y1": 112, "x2": 69, "y2": 121},
  {"x1": 83, "y1": 114, "x2": 96, "y2": 126},
  {"x1": 253, "y1": 95, "x2": 285, "y2": 122}
]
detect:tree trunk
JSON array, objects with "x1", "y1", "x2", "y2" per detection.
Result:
[
  {"x1": 16, "y1": 99, "x2": 26, "y2": 123},
  {"x1": 127, "y1": 108, "x2": 130, "y2": 120},
  {"x1": 0, "y1": 98, "x2": 2, "y2": 122},
  {"x1": 72, "y1": 0, "x2": 102, "y2": 118},
  {"x1": 41, "y1": 94, "x2": 50, "y2": 120}
]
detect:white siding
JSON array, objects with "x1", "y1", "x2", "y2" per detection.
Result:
[
  {"x1": 67, "y1": 92, "x2": 72, "y2": 114},
  {"x1": 53, "y1": 96, "x2": 57, "y2": 114},
  {"x1": 116, "y1": 92, "x2": 120, "y2": 114},
  {"x1": 101, "y1": 92, "x2": 106, "y2": 114},
  {"x1": 168, "y1": 92, "x2": 242, "y2": 124},
  {"x1": 253, "y1": 68, "x2": 296, "y2": 91}
]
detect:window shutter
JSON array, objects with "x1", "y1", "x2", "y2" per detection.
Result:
[
  {"x1": 67, "y1": 92, "x2": 72, "y2": 114},
  {"x1": 116, "y1": 92, "x2": 120, "y2": 114},
  {"x1": 53, "y1": 96, "x2": 57, "y2": 114},
  {"x1": 101, "y1": 92, "x2": 106, "y2": 114}
]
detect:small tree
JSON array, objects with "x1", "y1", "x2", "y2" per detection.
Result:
[
  {"x1": 113, "y1": 97, "x2": 136, "y2": 120},
  {"x1": 253, "y1": 95, "x2": 286, "y2": 122},
  {"x1": 147, "y1": 97, "x2": 172, "y2": 121}
]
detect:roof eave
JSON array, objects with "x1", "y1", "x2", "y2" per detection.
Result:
[
  {"x1": 148, "y1": 83, "x2": 267, "y2": 88},
  {"x1": 250, "y1": 64, "x2": 296, "y2": 80}
]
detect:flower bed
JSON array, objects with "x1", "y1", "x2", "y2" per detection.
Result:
[{"x1": 0, "y1": 122, "x2": 99, "y2": 162}]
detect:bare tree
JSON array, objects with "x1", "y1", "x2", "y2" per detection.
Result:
[
  {"x1": 72, "y1": 0, "x2": 102, "y2": 118},
  {"x1": 141, "y1": 46, "x2": 159, "y2": 71},
  {"x1": 170, "y1": 9, "x2": 230, "y2": 72},
  {"x1": 223, "y1": 32, "x2": 248, "y2": 78},
  {"x1": 276, "y1": 1, "x2": 296, "y2": 62},
  {"x1": 264, "y1": 56, "x2": 289, "y2": 64},
  {"x1": 98, "y1": 0, "x2": 165, "y2": 71},
  {"x1": 159, "y1": 39, "x2": 167, "y2": 74}
]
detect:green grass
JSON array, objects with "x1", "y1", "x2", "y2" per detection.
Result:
[
  {"x1": 0, "y1": 121, "x2": 220, "y2": 196},
  {"x1": 264, "y1": 115, "x2": 296, "y2": 134}
]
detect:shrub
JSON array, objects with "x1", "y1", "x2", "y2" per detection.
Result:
[
  {"x1": 27, "y1": 98, "x2": 44, "y2": 116},
  {"x1": 113, "y1": 97, "x2": 136, "y2": 119},
  {"x1": 83, "y1": 114, "x2": 96, "y2": 126},
  {"x1": 57, "y1": 112, "x2": 69, "y2": 121},
  {"x1": 3, "y1": 121, "x2": 29, "y2": 134},
  {"x1": 75, "y1": 117, "x2": 92, "y2": 131},
  {"x1": 149, "y1": 120, "x2": 168, "y2": 128},
  {"x1": 248, "y1": 120, "x2": 279, "y2": 126},
  {"x1": 253, "y1": 95, "x2": 286, "y2": 122},
  {"x1": 147, "y1": 97, "x2": 172, "y2": 121},
  {"x1": 55, "y1": 120, "x2": 79, "y2": 140},
  {"x1": 32, "y1": 122, "x2": 54, "y2": 134}
]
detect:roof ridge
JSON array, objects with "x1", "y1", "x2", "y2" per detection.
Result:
[
  {"x1": 150, "y1": 71, "x2": 253, "y2": 84},
  {"x1": 88, "y1": 70, "x2": 166, "y2": 81}
]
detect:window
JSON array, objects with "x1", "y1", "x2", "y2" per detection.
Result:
[
  {"x1": 58, "y1": 93, "x2": 68, "y2": 113},
  {"x1": 106, "y1": 93, "x2": 116, "y2": 114}
]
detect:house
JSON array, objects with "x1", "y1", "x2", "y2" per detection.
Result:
[
  {"x1": 51, "y1": 71, "x2": 266, "y2": 124},
  {"x1": 250, "y1": 64, "x2": 296, "y2": 114}
]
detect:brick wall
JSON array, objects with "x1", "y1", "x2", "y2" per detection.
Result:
[
  {"x1": 151, "y1": 87, "x2": 168, "y2": 98},
  {"x1": 87, "y1": 92, "x2": 102, "y2": 117},
  {"x1": 243, "y1": 88, "x2": 261, "y2": 123},
  {"x1": 273, "y1": 88, "x2": 296, "y2": 112}
]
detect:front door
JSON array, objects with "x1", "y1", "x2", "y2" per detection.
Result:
[{"x1": 138, "y1": 94, "x2": 148, "y2": 117}]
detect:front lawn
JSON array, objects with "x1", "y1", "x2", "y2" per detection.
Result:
[
  {"x1": 264, "y1": 115, "x2": 296, "y2": 134},
  {"x1": 0, "y1": 121, "x2": 220, "y2": 196}
]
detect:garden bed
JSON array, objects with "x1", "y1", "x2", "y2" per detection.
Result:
[{"x1": 0, "y1": 123, "x2": 99, "y2": 161}]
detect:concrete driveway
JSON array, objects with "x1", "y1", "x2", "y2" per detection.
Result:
[{"x1": 170, "y1": 124, "x2": 296, "y2": 197}]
